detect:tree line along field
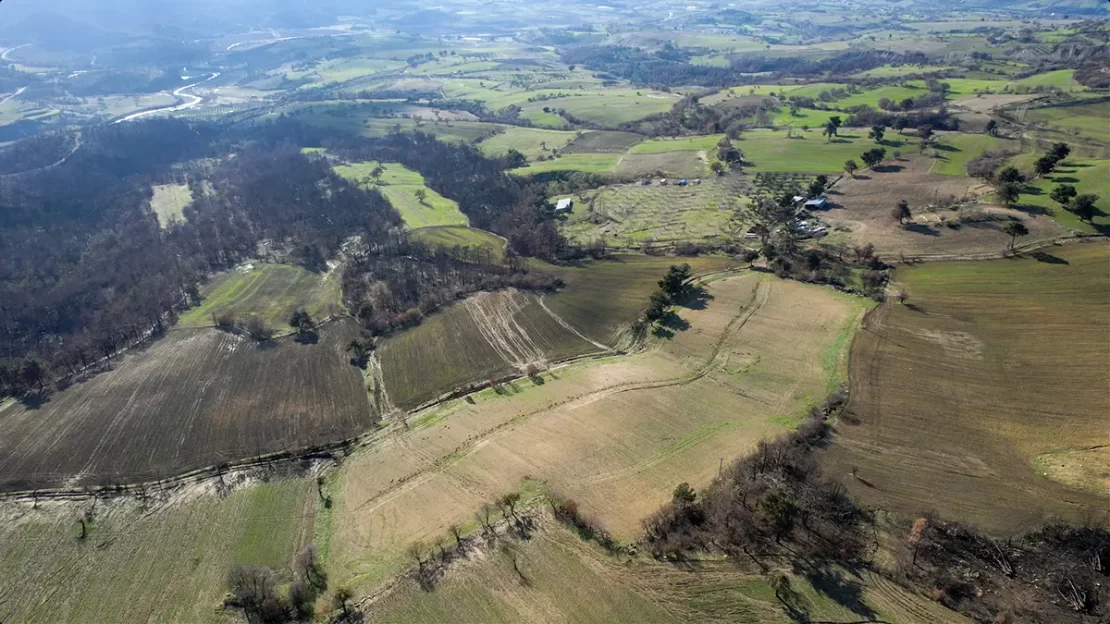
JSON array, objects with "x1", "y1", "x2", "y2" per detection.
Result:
[
  {"x1": 0, "y1": 320, "x2": 370, "y2": 491},
  {"x1": 324, "y1": 272, "x2": 870, "y2": 595},
  {"x1": 823, "y1": 243, "x2": 1110, "y2": 534},
  {"x1": 362, "y1": 521, "x2": 966, "y2": 624}
]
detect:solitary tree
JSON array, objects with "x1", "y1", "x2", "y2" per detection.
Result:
[
  {"x1": 740, "y1": 248, "x2": 760, "y2": 267},
  {"x1": 1070, "y1": 194, "x2": 1100, "y2": 221},
  {"x1": 289, "y1": 309, "x2": 314, "y2": 336},
  {"x1": 984, "y1": 119, "x2": 998, "y2": 136},
  {"x1": 1050, "y1": 184, "x2": 1077, "y2": 209},
  {"x1": 1004, "y1": 221, "x2": 1029, "y2": 251},
  {"x1": 658, "y1": 263, "x2": 692, "y2": 299},
  {"x1": 414, "y1": 188, "x2": 428, "y2": 204},
  {"x1": 407, "y1": 540, "x2": 426, "y2": 569},
  {"x1": 891, "y1": 199, "x2": 912, "y2": 225},
  {"x1": 844, "y1": 159, "x2": 858, "y2": 178},
  {"x1": 822, "y1": 120, "x2": 838, "y2": 142},
  {"x1": 370, "y1": 165, "x2": 385, "y2": 181},
  {"x1": 860, "y1": 147, "x2": 886, "y2": 170},
  {"x1": 868, "y1": 124, "x2": 886, "y2": 144},
  {"x1": 997, "y1": 181, "x2": 1022, "y2": 207}
]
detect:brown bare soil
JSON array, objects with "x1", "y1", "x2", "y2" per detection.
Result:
[
  {"x1": 0, "y1": 320, "x2": 370, "y2": 491},
  {"x1": 823, "y1": 243, "x2": 1110, "y2": 534},
  {"x1": 951, "y1": 93, "x2": 1042, "y2": 113},
  {"x1": 823, "y1": 156, "x2": 1063, "y2": 256}
]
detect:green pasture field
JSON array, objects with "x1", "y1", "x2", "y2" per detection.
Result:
[
  {"x1": 0, "y1": 478, "x2": 317, "y2": 623},
  {"x1": 850, "y1": 64, "x2": 955, "y2": 78},
  {"x1": 177, "y1": 263, "x2": 341, "y2": 328},
  {"x1": 522, "y1": 91, "x2": 678, "y2": 126},
  {"x1": 929, "y1": 132, "x2": 1012, "y2": 176},
  {"x1": 738, "y1": 129, "x2": 878, "y2": 173},
  {"x1": 628, "y1": 134, "x2": 725, "y2": 154},
  {"x1": 410, "y1": 225, "x2": 507, "y2": 257},
  {"x1": 559, "y1": 179, "x2": 749, "y2": 248},
  {"x1": 333, "y1": 160, "x2": 468, "y2": 228},
  {"x1": 1019, "y1": 159, "x2": 1110, "y2": 234},
  {"x1": 477, "y1": 126, "x2": 579, "y2": 159},
  {"x1": 510, "y1": 152, "x2": 622, "y2": 175},
  {"x1": 824, "y1": 243, "x2": 1110, "y2": 534},
  {"x1": 1025, "y1": 101, "x2": 1110, "y2": 144}
]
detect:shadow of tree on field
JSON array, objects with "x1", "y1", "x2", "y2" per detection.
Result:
[
  {"x1": 799, "y1": 563, "x2": 880, "y2": 622},
  {"x1": 904, "y1": 223, "x2": 940, "y2": 237},
  {"x1": 1031, "y1": 251, "x2": 1069, "y2": 265},
  {"x1": 652, "y1": 311, "x2": 691, "y2": 339},
  {"x1": 873, "y1": 164, "x2": 904, "y2": 173},
  {"x1": 677, "y1": 285, "x2": 714, "y2": 310}
]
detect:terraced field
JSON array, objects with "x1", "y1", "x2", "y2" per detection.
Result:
[
  {"x1": 824, "y1": 243, "x2": 1110, "y2": 534},
  {"x1": 559, "y1": 178, "x2": 749, "y2": 248},
  {"x1": 326, "y1": 272, "x2": 871, "y2": 594},
  {"x1": 0, "y1": 320, "x2": 370, "y2": 491}
]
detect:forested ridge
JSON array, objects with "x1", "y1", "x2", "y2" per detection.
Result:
[{"x1": 0, "y1": 119, "x2": 573, "y2": 398}]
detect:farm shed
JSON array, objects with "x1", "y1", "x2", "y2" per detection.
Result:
[
  {"x1": 804, "y1": 197, "x2": 829, "y2": 210},
  {"x1": 555, "y1": 198, "x2": 574, "y2": 212}
]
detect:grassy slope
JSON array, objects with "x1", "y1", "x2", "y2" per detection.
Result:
[
  {"x1": 930, "y1": 132, "x2": 1011, "y2": 176},
  {"x1": 410, "y1": 225, "x2": 507, "y2": 256},
  {"x1": 740, "y1": 129, "x2": 877, "y2": 173},
  {"x1": 178, "y1": 263, "x2": 340, "y2": 329},
  {"x1": 478, "y1": 127, "x2": 580, "y2": 159},
  {"x1": 0, "y1": 478, "x2": 317, "y2": 623},
  {"x1": 824, "y1": 243, "x2": 1110, "y2": 534},
  {"x1": 333, "y1": 161, "x2": 468, "y2": 229},
  {"x1": 1025, "y1": 101, "x2": 1110, "y2": 144},
  {"x1": 1020, "y1": 159, "x2": 1110, "y2": 234},
  {"x1": 511, "y1": 152, "x2": 622, "y2": 175}
]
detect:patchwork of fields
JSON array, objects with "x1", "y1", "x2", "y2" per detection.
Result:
[
  {"x1": 824, "y1": 243, "x2": 1110, "y2": 534},
  {"x1": 0, "y1": 320, "x2": 370, "y2": 491}
]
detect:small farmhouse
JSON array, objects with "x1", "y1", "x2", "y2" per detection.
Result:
[
  {"x1": 804, "y1": 197, "x2": 829, "y2": 210},
  {"x1": 555, "y1": 198, "x2": 573, "y2": 212}
]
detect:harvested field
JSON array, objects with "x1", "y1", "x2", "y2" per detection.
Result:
[
  {"x1": 177, "y1": 262, "x2": 342, "y2": 329},
  {"x1": 559, "y1": 178, "x2": 749, "y2": 248},
  {"x1": 376, "y1": 290, "x2": 600, "y2": 410},
  {"x1": 0, "y1": 320, "x2": 371, "y2": 491},
  {"x1": 951, "y1": 93, "x2": 1043, "y2": 113},
  {"x1": 822, "y1": 155, "x2": 1063, "y2": 256},
  {"x1": 0, "y1": 478, "x2": 317, "y2": 623},
  {"x1": 326, "y1": 273, "x2": 870, "y2": 593},
  {"x1": 149, "y1": 183, "x2": 192, "y2": 228},
  {"x1": 823, "y1": 243, "x2": 1110, "y2": 534},
  {"x1": 363, "y1": 521, "x2": 965, "y2": 624}
]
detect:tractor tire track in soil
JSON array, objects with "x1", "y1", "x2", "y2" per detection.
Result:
[
  {"x1": 465, "y1": 290, "x2": 546, "y2": 370},
  {"x1": 538, "y1": 295, "x2": 614, "y2": 353},
  {"x1": 350, "y1": 278, "x2": 770, "y2": 516}
]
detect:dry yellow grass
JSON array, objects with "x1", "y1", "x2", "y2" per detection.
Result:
[{"x1": 323, "y1": 272, "x2": 869, "y2": 594}]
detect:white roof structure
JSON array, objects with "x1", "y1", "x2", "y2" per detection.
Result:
[{"x1": 555, "y1": 198, "x2": 573, "y2": 211}]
